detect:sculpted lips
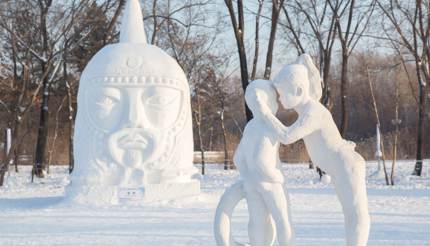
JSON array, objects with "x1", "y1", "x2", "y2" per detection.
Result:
[{"x1": 118, "y1": 133, "x2": 148, "y2": 149}]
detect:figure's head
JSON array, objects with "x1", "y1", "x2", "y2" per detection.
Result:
[
  {"x1": 73, "y1": 0, "x2": 194, "y2": 186},
  {"x1": 273, "y1": 64, "x2": 309, "y2": 109},
  {"x1": 245, "y1": 80, "x2": 278, "y2": 117},
  {"x1": 272, "y1": 54, "x2": 322, "y2": 109}
]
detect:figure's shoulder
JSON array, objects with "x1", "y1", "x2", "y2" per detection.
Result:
[
  {"x1": 243, "y1": 119, "x2": 256, "y2": 131},
  {"x1": 243, "y1": 119, "x2": 263, "y2": 135},
  {"x1": 297, "y1": 100, "x2": 328, "y2": 126},
  {"x1": 308, "y1": 100, "x2": 330, "y2": 117}
]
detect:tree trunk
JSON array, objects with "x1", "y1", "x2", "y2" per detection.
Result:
[
  {"x1": 103, "y1": 0, "x2": 126, "y2": 44},
  {"x1": 67, "y1": 84, "x2": 74, "y2": 174},
  {"x1": 220, "y1": 105, "x2": 229, "y2": 170},
  {"x1": 63, "y1": 47, "x2": 75, "y2": 174},
  {"x1": 413, "y1": 82, "x2": 427, "y2": 176},
  {"x1": 367, "y1": 68, "x2": 390, "y2": 185},
  {"x1": 238, "y1": 41, "x2": 252, "y2": 121},
  {"x1": 33, "y1": 2, "x2": 52, "y2": 179},
  {"x1": 391, "y1": 78, "x2": 400, "y2": 185},
  {"x1": 224, "y1": 0, "x2": 252, "y2": 121},
  {"x1": 321, "y1": 54, "x2": 332, "y2": 108},
  {"x1": 197, "y1": 123, "x2": 205, "y2": 175},
  {"x1": 263, "y1": 0, "x2": 283, "y2": 79},
  {"x1": 339, "y1": 52, "x2": 349, "y2": 137},
  {"x1": 250, "y1": 0, "x2": 263, "y2": 81},
  {"x1": 151, "y1": 0, "x2": 159, "y2": 45},
  {"x1": 33, "y1": 73, "x2": 50, "y2": 178},
  {"x1": 193, "y1": 89, "x2": 205, "y2": 175}
]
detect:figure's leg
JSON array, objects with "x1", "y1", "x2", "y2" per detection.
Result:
[
  {"x1": 244, "y1": 182, "x2": 275, "y2": 246},
  {"x1": 258, "y1": 183, "x2": 294, "y2": 246},
  {"x1": 214, "y1": 181, "x2": 246, "y2": 246},
  {"x1": 332, "y1": 154, "x2": 370, "y2": 246}
]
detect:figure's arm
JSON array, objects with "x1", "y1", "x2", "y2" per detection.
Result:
[
  {"x1": 256, "y1": 98, "x2": 318, "y2": 144},
  {"x1": 255, "y1": 161, "x2": 284, "y2": 183},
  {"x1": 253, "y1": 91, "x2": 288, "y2": 137},
  {"x1": 233, "y1": 145, "x2": 247, "y2": 174},
  {"x1": 280, "y1": 113, "x2": 318, "y2": 144}
]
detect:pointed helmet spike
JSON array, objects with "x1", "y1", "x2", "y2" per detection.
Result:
[{"x1": 120, "y1": 0, "x2": 147, "y2": 44}]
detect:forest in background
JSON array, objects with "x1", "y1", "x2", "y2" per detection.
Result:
[{"x1": 0, "y1": 0, "x2": 428, "y2": 181}]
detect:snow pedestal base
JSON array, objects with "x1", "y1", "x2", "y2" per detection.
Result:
[
  {"x1": 66, "y1": 180, "x2": 200, "y2": 205},
  {"x1": 120, "y1": 180, "x2": 201, "y2": 203}
]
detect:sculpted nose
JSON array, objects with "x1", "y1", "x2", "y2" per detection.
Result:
[{"x1": 125, "y1": 90, "x2": 144, "y2": 128}]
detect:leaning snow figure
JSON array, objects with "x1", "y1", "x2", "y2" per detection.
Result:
[
  {"x1": 67, "y1": 0, "x2": 199, "y2": 204},
  {"x1": 262, "y1": 54, "x2": 371, "y2": 246},
  {"x1": 214, "y1": 80, "x2": 294, "y2": 246}
]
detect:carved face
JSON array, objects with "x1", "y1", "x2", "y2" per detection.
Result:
[
  {"x1": 273, "y1": 65, "x2": 309, "y2": 109},
  {"x1": 70, "y1": 0, "x2": 197, "y2": 196},
  {"x1": 83, "y1": 76, "x2": 188, "y2": 171}
]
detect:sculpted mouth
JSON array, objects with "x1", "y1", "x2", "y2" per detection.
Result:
[
  {"x1": 107, "y1": 127, "x2": 165, "y2": 168},
  {"x1": 118, "y1": 133, "x2": 148, "y2": 149}
]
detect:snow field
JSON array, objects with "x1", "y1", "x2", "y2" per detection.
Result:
[{"x1": 0, "y1": 161, "x2": 429, "y2": 246}]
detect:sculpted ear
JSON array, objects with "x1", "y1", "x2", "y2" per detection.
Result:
[{"x1": 295, "y1": 54, "x2": 323, "y2": 101}]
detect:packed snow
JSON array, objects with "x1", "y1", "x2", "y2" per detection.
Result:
[
  {"x1": 71, "y1": 0, "x2": 198, "y2": 203},
  {"x1": 0, "y1": 161, "x2": 429, "y2": 246},
  {"x1": 245, "y1": 54, "x2": 370, "y2": 245}
]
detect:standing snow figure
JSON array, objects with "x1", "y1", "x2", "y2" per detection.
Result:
[
  {"x1": 261, "y1": 54, "x2": 370, "y2": 246},
  {"x1": 214, "y1": 80, "x2": 294, "y2": 246},
  {"x1": 68, "y1": 0, "x2": 199, "y2": 204}
]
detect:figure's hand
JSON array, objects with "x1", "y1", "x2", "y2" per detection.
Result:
[
  {"x1": 257, "y1": 166, "x2": 284, "y2": 184},
  {"x1": 254, "y1": 90, "x2": 273, "y2": 116},
  {"x1": 272, "y1": 170, "x2": 285, "y2": 183}
]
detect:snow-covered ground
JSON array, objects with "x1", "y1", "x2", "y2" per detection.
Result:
[{"x1": 0, "y1": 161, "x2": 429, "y2": 246}]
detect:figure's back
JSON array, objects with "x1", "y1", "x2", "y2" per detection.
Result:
[
  {"x1": 303, "y1": 101, "x2": 349, "y2": 172},
  {"x1": 235, "y1": 119, "x2": 281, "y2": 182}
]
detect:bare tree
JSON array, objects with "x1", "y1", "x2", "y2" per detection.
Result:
[
  {"x1": 0, "y1": 0, "x2": 92, "y2": 183},
  {"x1": 263, "y1": 0, "x2": 285, "y2": 79},
  {"x1": 367, "y1": 66, "x2": 390, "y2": 185},
  {"x1": 102, "y1": 0, "x2": 126, "y2": 45},
  {"x1": 328, "y1": 0, "x2": 376, "y2": 136},
  {"x1": 283, "y1": 0, "x2": 338, "y2": 108},
  {"x1": 193, "y1": 86, "x2": 206, "y2": 175},
  {"x1": 377, "y1": 0, "x2": 429, "y2": 176},
  {"x1": 224, "y1": 0, "x2": 252, "y2": 121},
  {"x1": 32, "y1": 0, "x2": 92, "y2": 178},
  {"x1": 250, "y1": 0, "x2": 264, "y2": 81},
  {"x1": 144, "y1": 0, "x2": 222, "y2": 173}
]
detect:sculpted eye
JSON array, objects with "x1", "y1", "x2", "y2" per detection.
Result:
[
  {"x1": 146, "y1": 95, "x2": 175, "y2": 107},
  {"x1": 96, "y1": 97, "x2": 117, "y2": 110}
]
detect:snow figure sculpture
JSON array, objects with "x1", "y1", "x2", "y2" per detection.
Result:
[
  {"x1": 68, "y1": 0, "x2": 199, "y2": 204},
  {"x1": 214, "y1": 80, "x2": 294, "y2": 246},
  {"x1": 262, "y1": 54, "x2": 370, "y2": 246}
]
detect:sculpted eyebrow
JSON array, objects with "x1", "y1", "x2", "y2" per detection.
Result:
[{"x1": 102, "y1": 88, "x2": 121, "y2": 100}]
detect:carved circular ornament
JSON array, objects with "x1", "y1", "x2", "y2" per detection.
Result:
[{"x1": 126, "y1": 56, "x2": 142, "y2": 69}]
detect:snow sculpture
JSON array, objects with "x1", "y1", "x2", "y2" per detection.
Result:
[
  {"x1": 214, "y1": 80, "x2": 294, "y2": 246},
  {"x1": 68, "y1": 0, "x2": 199, "y2": 204},
  {"x1": 261, "y1": 54, "x2": 370, "y2": 246},
  {"x1": 215, "y1": 54, "x2": 370, "y2": 246}
]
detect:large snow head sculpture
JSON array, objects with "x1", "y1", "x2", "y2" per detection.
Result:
[
  {"x1": 70, "y1": 0, "x2": 198, "y2": 203},
  {"x1": 273, "y1": 54, "x2": 322, "y2": 109}
]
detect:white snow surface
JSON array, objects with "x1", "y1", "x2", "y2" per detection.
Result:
[{"x1": 0, "y1": 161, "x2": 429, "y2": 246}]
